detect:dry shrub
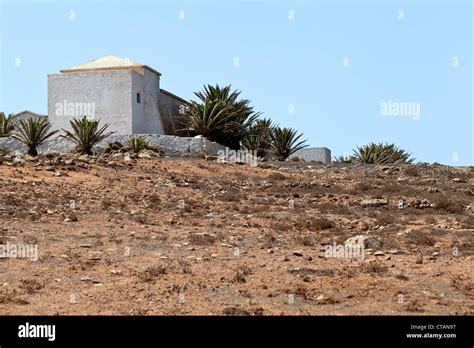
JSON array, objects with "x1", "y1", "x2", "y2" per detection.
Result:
[
  {"x1": 298, "y1": 217, "x2": 335, "y2": 231},
  {"x1": 19, "y1": 279, "x2": 44, "y2": 294},
  {"x1": 360, "y1": 262, "x2": 387, "y2": 274},
  {"x1": 218, "y1": 192, "x2": 247, "y2": 202},
  {"x1": 404, "y1": 166, "x2": 420, "y2": 177},
  {"x1": 405, "y1": 229, "x2": 435, "y2": 246},
  {"x1": 354, "y1": 183, "x2": 371, "y2": 192},
  {"x1": 139, "y1": 264, "x2": 167, "y2": 282},
  {"x1": 267, "y1": 172, "x2": 287, "y2": 181},
  {"x1": 376, "y1": 213, "x2": 396, "y2": 226},
  {"x1": 271, "y1": 220, "x2": 293, "y2": 232},
  {"x1": 434, "y1": 196, "x2": 465, "y2": 214},
  {"x1": 317, "y1": 203, "x2": 352, "y2": 215},
  {"x1": 232, "y1": 265, "x2": 252, "y2": 283},
  {"x1": 294, "y1": 234, "x2": 316, "y2": 246}
]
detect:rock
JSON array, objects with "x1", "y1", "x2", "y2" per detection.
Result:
[
  {"x1": 360, "y1": 198, "x2": 388, "y2": 208},
  {"x1": 293, "y1": 250, "x2": 304, "y2": 257},
  {"x1": 344, "y1": 235, "x2": 382, "y2": 249},
  {"x1": 374, "y1": 251, "x2": 384, "y2": 256},
  {"x1": 452, "y1": 178, "x2": 466, "y2": 183}
]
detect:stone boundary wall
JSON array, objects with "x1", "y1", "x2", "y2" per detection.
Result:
[
  {"x1": 291, "y1": 147, "x2": 331, "y2": 164},
  {"x1": 0, "y1": 134, "x2": 226, "y2": 156}
]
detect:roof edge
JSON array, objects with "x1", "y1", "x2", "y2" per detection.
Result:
[{"x1": 160, "y1": 89, "x2": 190, "y2": 105}]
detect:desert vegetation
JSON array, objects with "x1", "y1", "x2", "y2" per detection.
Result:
[
  {"x1": 0, "y1": 112, "x2": 14, "y2": 137},
  {"x1": 61, "y1": 116, "x2": 114, "y2": 155},
  {"x1": 11, "y1": 117, "x2": 58, "y2": 156}
]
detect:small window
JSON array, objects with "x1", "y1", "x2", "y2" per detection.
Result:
[{"x1": 137, "y1": 93, "x2": 141, "y2": 104}]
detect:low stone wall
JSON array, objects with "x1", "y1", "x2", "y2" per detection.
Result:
[
  {"x1": 291, "y1": 147, "x2": 331, "y2": 164},
  {"x1": 0, "y1": 134, "x2": 226, "y2": 156}
]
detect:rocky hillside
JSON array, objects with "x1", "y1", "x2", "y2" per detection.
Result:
[{"x1": 0, "y1": 152, "x2": 472, "y2": 314}]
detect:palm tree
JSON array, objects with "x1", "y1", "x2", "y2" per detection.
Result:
[
  {"x1": 184, "y1": 99, "x2": 233, "y2": 139},
  {"x1": 61, "y1": 116, "x2": 114, "y2": 155},
  {"x1": 269, "y1": 127, "x2": 308, "y2": 161},
  {"x1": 186, "y1": 84, "x2": 261, "y2": 149},
  {"x1": 242, "y1": 118, "x2": 275, "y2": 157},
  {"x1": 0, "y1": 112, "x2": 14, "y2": 137},
  {"x1": 11, "y1": 117, "x2": 58, "y2": 156}
]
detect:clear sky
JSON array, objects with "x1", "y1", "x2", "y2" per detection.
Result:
[{"x1": 0, "y1": 0, "x2": 472, "y2": 165}]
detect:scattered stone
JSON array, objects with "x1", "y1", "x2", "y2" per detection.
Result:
[
  {"x1": 452, "y1": 178, "x2": 466, "y2": 183},
  {"x1": 293, "y1": 250, "x2": 304, "y2": 257},
  {"x1": 344, "y1": 235, "x2": 382, "y2": 249},
  {"x1": 374, "y1": 251, "x2": 384, "y2": 256},
  {"x1": 360, "y1": 198, "x2": 388, "y2": 208}
]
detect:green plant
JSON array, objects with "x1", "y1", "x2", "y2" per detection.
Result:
[
  {"x1": 242, "y1": 118, "x2": 275, "y2": 157},
  {"x1": 269, "y1": 127, "x2": 308, "y2": 161},
  {"x1": 333, "y1": 154, "x2": 355, "y2": 164},
  {"x1": 185, "y1": 84, "x2": 260, "y2": 149},
  {"x1": 127, "y1": 135, "x2": 147, "y2": 154},
  {"x1": 184, "y1": 99, "x2": 234, "y2": 139},
  {"x1": 61, "y1": 116, "x2": 114, "y2": 155},
  {"x1": 352, "y1": 142, "x2": 414, "y2": 164},
  {"x1": 11, "y1": 117, "x2": 58, "y2": 156},
  {"x1": 0, "y1": 112, "x2": 14, "y2": 137}
]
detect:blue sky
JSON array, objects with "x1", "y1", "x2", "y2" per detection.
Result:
[{"x1": 0, "y1": 0, "x2": 472, "y2": 165}]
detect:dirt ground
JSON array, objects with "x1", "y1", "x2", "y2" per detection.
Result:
[{"x1": 0, "y1": 152, "x2": 472, "y2": 315}]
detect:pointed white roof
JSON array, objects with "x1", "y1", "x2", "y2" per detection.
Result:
[{"x1": 60, "y1": 55, "x2": 161, "y2": 76}]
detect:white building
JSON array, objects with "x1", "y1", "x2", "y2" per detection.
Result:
[{"x1": 47, "y1": 55, "x2": 189, "y2": 135}]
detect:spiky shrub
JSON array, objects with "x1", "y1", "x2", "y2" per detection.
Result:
[
  {"x1": 11, "y1": 117, "x2": 58, "y2": 156},
  {"x1": 242, "y1": 118, "x2": 275, "y2": 157},
  {"x1": 127, "y1": 135, "x2": 147, "y2": 154},
  {"x1": 352, "y1": 142, "x2": 414, "y2": 164},
  {"x1": 333, "y1": 154, "x2": 355, "y2": 164},
  {"x1": 184, "y1": 99, "x2": 235, "y2": 138},
  {"x1": 269, "y1": 127, "x2": 308, "y2": 161},
  {"x1": 0, "y1": 112, "x2": 14, "y2": 137},
  {"x1": 61, "y1": 116, "x2": 114, "y2": 155},
  {"x1": 184, "y1": 84, "x2": 260, "y2": 149}
]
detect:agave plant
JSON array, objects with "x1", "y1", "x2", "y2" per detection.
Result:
[
  {"x1": 242, "y1": 118, "x2": 275, "y2": 157},
  {"x1": 61, "y1": 116, "x2": 114, "y2": 155},
  {"x1": 0, "y1": 112, "x2": 14, "y2": 137},
  {"x1": 11, "y1": 117, "x2": 58, "y2": 156},
  {"x1": 352, "y1": 142, "x2": 414, "y2": 164},
  {"x1": 333, "y1": 154, "x2": 355, "y2": 164},
  {"x1": 127, "y1": 135, "x2": 147, "y2": 154},
  {"x1": 186, "y1": 84, "x2": 261, "y2": 149},
  {"x1": 269, "y1": 127, "x2": 308, "y2": 161}
]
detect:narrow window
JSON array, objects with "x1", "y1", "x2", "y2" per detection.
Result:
[{"x1": 137, "y1": 93, "x2": 141, "y2": 104}]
